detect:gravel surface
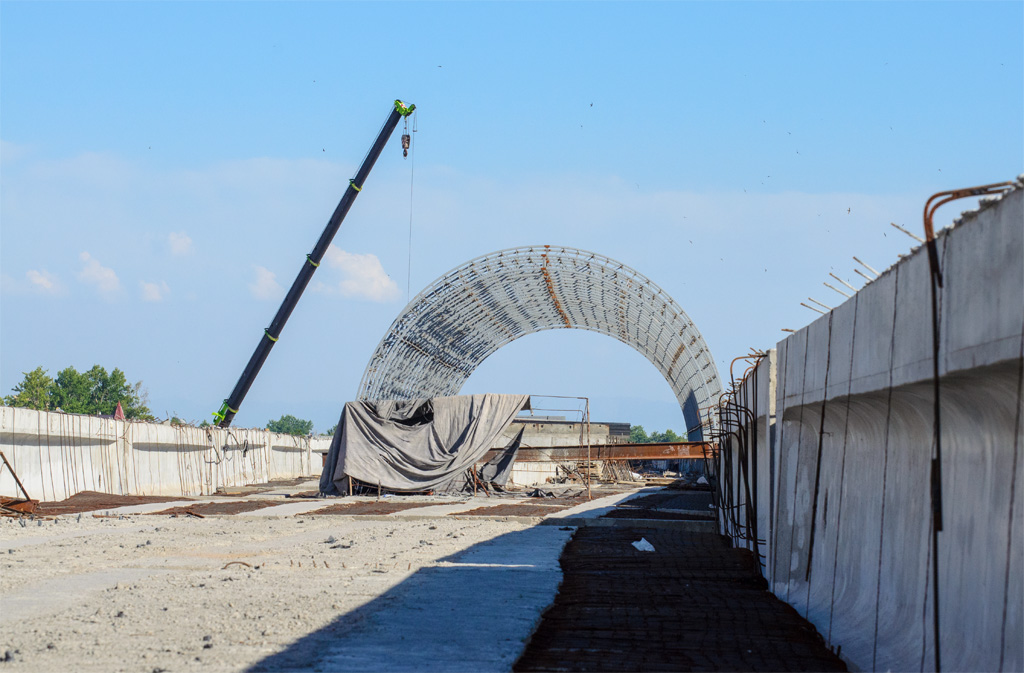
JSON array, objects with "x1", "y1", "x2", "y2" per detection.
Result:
[{"x1": 0, "y1": 511, "x2": 553, "y2": 672}]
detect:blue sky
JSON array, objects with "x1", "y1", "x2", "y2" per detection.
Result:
[{"x1": 2, "y1": 1, "x2": 1021, "y2": 433}]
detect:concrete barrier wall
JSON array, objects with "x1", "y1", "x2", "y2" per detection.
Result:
[
  {"x1": 510, "y1": 462, "x2": 560, "y2": 487},
  {"x1": 492, "y1": 419, "x2": 622, "y2": 449},
  {"x1": 0, "y1": 406, "x2": 331, "y2": 501},
  {"x1": 723, "y1": 186, "x2": 1022, "y2": 671}
]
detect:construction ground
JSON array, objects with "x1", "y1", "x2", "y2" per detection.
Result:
[
  {"x1": 2, "y1": 184, "x2": 1019, "y2": 672},
  {"x1": 0, "y1": 478, "x2": 844, "y2": 672}
]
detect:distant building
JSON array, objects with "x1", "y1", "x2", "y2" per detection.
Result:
[{"x1": 492, "y1": 415, "x2": 630, "y2": 449}]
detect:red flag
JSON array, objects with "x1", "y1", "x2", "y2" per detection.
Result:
[{"x1": 114, "y1": 401, "x2": 126, "y2": 421}]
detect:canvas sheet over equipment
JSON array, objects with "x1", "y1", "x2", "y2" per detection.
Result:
[{"x1": 319, "y1": 393, "x2": 530, "y2": 494}]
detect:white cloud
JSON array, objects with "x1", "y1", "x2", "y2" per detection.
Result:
[
  {"x1": 26, "y1": 269, "x2": 61, "y2": 294},
  {"x1": 1, "y1": 140, "x2": 32, "y2": 164},
  {"x1": 168, "y1": 231, "x2": 193, "y2": 256},
  {"x1": 249, "y1": 265, "x2": 284, "y2": 300},
  {"x1": 140, "y1": 280, "x2": 170, "y2": 302},
  {"x1": 77, "y1": 252, "x2": 121, "y2": 294},
  {"x1": 321, "y1": 246, "x2": 400, "y2": 303}
]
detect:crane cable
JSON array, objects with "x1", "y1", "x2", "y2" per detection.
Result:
[{"x1": 404, "y1": 111, "x2": 417, "y2": 303}]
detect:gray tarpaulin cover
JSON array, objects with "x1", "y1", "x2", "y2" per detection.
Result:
[
  {"x1": 434, "y1": 427, "x2": 525, "y2": 493},
  {"x1": 319, "y1": 394, "x2": 529, "y2": 494}
]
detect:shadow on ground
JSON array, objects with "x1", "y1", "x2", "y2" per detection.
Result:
[{"x1": 249, "y1": 525, "x2": 574, "y2": 673}]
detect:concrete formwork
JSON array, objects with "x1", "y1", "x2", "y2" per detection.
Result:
[
  {"x1": 0, "y1": 406, "x2": 328, "y2": 501},
  {"x1": 722, "y1": 185, "x2": 1023, "y2": 671}
]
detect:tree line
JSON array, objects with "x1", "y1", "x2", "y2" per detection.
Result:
[
  {"x1": 629, "y1": 425, "x2": 686, "y2": 443},
  {"x1": 4, "y1": 367, "x2": 326, "y2": 436},
  {"x1": 4, "y1": 366, "x2": 154, "y2": 419}
]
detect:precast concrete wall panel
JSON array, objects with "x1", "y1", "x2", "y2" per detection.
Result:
[
  {"x1": 937, "y1": 364, "x2": 1021, "y2": 672},
  {"x1": 788, "y1": 315, "x2": 837, "y2": 616},
  {"x1": 783, "y1": 402, "x2": 824, "y2": 615},
  {"x1": 811, "y1": 391, "x2": 855, "y2": 645},
  {"x1": 774, "y1": 327, "x2": 812, "y2": 604},
  {"x1": 0, "y1": 406, "x2": 326, "y2": 501},
  {"x1": 941, "y1": 191, "x2": 1023, "y2": 374},
  {"x1": 848, "y1": 271, "x2": 897, "y2": 398},
  {"x1": 871, "y1": 384, "x2": 933, "y2": 671},
  {"x1": 741, "y1": 352, "x2": 775, "y2": 564},
  {"x1": 819, "y1": 391, "x2": 888, "y2": 669},
  {"x1": 754, "y1": 351, "x2": 777, "y2": 577},
  {"x1": 803, "y1": 391, "x2": 851, "y2": 637},
  {"x1": 803, "y1": 311, "x2": 834, "y2": 402},
  {"x1": 755, "y1": 351, "x2": 776, "y2": 570},
  {"x1": 754, "y1": 184, "x2": 1023, "y2": 671},
  {"x1": 1004, "y1": 412, "x2": 1023, "y2": 673},
  {"x1": 800, "y1": 298, "x2": 862, "y2": 638},
  {"x1": 890, "y1": 246, "x2": 938, "y2": 387},
  {"x1": 770, "y1": 337, "x2": 794, "y2": 588},
  {"x1": 824, "y1": 297, "x2": 858, "y2": 400},
  {"x1": 780, "y1": 326, "x2": 808, "y2": 410}
]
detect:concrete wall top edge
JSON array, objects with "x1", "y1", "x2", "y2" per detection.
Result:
[
  {"x1": 0, "y1": 405, "x2": 327, "y2": 450},
  {"x1": 770, "y1": 186, "x2": 1023, "y2": 404}
]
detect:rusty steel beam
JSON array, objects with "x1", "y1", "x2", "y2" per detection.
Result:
[
  {"x1": 0, "y1": 450, "x2": 37, "y2": 516},
  {"x1": 0, "y1": 497, "x2": 39, "y2": 515},
  {"x1": 481, "y1": 442, "x2": 716, "y2": 463}
]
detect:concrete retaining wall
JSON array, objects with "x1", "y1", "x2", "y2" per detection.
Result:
[
  {"x1": 720, "y1": 186, "x2": 1023, "y2": 671},
  {"x1": 0, "y1": 406, "x2": 330, "y2": 501},
  {"x1": 510, "y1": 462, "x2": 560, "y2": 487},
  {"x1": 493, "y1": 419, "x2": 625, "y2": 448}
]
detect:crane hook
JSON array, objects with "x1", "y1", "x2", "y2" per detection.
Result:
[{"x1": 401, "y1": 133, "x2": 411, "y2": 158}]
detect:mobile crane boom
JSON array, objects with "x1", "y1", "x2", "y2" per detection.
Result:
[{"x1": 213, "y1": 99, "x2": 416, "y2": 428}]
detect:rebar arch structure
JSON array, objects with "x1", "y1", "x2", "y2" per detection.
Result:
[{"x1": 358, "y1": 246, "x2": 723, "y2": 438}]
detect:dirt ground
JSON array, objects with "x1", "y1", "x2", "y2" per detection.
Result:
[{"x1": 0, "y1": 509, "x2": 543, "y2": 672}]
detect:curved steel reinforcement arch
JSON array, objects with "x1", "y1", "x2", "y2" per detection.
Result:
[{"x1": 358, "y1": 246, "x2": 722, "y2": 437}]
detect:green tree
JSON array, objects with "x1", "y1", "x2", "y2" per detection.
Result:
[
  {"x1": 267, "y1": 414, "x2": 314, "y2": 436},
  {"x1": 4, "y1": 367, "x2": 54, "y2": 410},
  {"x1": 628, "y1": 425, "x2": 685, "y2": 443},
  {"x1": 8, "y1": 364, "x2": 154, "y2": 420},
  {"x1": 91, "y1": 367, "x2": 152, "y2": 419},
  {"x1": 648, "y1": 428, "x2": 684, "y2": 443},
  {"x1": 51, "y1": 367, "x2": 92, "y2": 414},
  {"x1": 321, "y1": 424, "x2": 338, "y2": 436},
  {"x1": 629, "y1": 425, "x2": 649, "y2": 443}
]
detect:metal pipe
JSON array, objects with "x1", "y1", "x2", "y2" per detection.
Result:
[
  {"x1": 853, "y1": 268, "x2": 874, "y2": 284},
  {"x1": 852, "y1": 256, "x2": 879, "y2": 278},
  {"x1": 829, "y1": 272, "x2": 858, "y2": 292},
  {"x1": 890, "y1": 221, "x2": 924, "y2": 243},
  {"x1": 824, "y1": 282, "x2": 851, "y2": 298},
  {"x1": 808, "y1": 297, "x2": 832, "y2": 311},
  {"x1": 801, "y1": 302, "x2": 826, "y2": 315}
]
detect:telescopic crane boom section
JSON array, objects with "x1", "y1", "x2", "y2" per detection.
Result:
[{"x1": 213, "y1": 99, "x2": 416, "y2": 428}]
